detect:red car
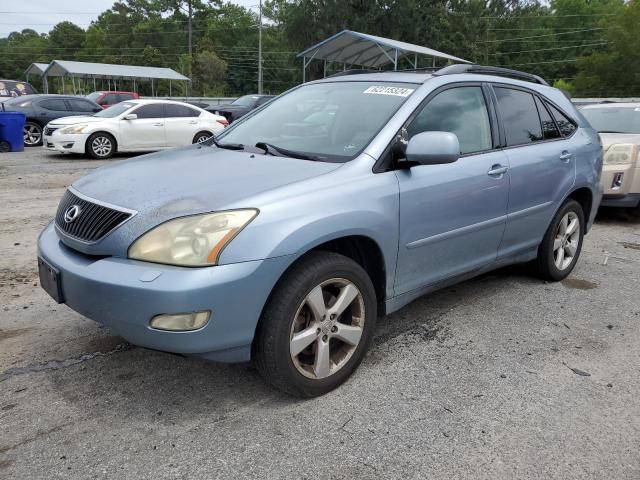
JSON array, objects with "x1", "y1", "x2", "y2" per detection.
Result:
[{"x1": 86, "y1": 91, "x2": 139, "y2": 109}]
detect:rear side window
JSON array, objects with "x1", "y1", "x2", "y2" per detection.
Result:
[
  {"x1": 134, "y1": 104, "x2": 165, "y2": 119},
  {"x1": 535, "y1": 97, "x2": 561, "y2": 140},
  {"x1": 546, "y1": 103, "x2": 576, "y2": 137},
  {"x1": 118, "y1": 93, "x2": 135, "y2": 102},
  {"x1": 495, "y1": 87, "x2": 543, "y2": 146},
  {"x1": 68, "y1": 99, "x2": 99, "y2": 113},
  {"x1": 102, "y1": 94, "x2": 120, "y2": 106},
  {"x1": 407, "y1": 86, "x2": 492, "y2": 155},
  {"x1": 39, "y1": 99, "x2": 68, "y2": 111},
  {"x1": 164, "y1": 104, "x2": 199, "y2": 118}
]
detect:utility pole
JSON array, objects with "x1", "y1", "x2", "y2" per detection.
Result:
[
  {"x1": 258, "y1": 0, "x2": 263, "y2": 94},
  {"x1": 188, "y1": 0, "x2": 193, "y2": 58}
]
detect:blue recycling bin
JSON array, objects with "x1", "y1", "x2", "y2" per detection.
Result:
[{"x1": 0, "y1": 111, "x2": 26, "y2": 152}]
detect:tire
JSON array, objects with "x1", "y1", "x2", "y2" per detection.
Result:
[
  {"x1": 253, "y1": 251, "x2": 377, "y2": 398},
  {"x1": 86, "y1": 132, "x2": 116, "y2": 159},
  {"x1": 627, "y1": 204, "x2": 640, "y2": 218},
  {"x1": 24, "y1": 121, "x2": 43, "y2": 147},
  {"x1": 534, "y1": 199, "x2": 585, "y2": 281},
  {"x1": 192, "y1": 131, "x2": 212, "y2": 144}
]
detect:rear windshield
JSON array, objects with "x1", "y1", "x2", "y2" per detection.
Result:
[
  {"x1": 0, "y1": 80, "x2": 36, "y2": 97},
  {"x1": 581, "y1": 107, "x2": 640, "y2": 134},
  {"x1": 86, "y1": 92, "x2": 101, "y2": 102}
]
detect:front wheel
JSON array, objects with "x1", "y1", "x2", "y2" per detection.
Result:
[
  {"x1": 24, "y1": 121, "x2": 43, "y2": 147},
  {"x1": 534, "y1": 199, "x2": 584, "y2": 281},
  {"x1": 86, "y1": 132, "x2": 115, "y2": 159},
  {"x1": 253, "y1": 251, "x2": 377, "y2": 397}
]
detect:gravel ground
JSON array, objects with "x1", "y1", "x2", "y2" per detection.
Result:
[{"x1": 1, "y1": 148, "x2": 639, "y2": 479}]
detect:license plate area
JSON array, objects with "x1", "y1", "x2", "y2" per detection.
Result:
[{"x1": 38, "y1": 256, "x2": 64, "y2": 303}]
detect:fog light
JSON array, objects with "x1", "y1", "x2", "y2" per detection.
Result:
[{"x1": 149, "y1": 311, "x2": 210, "y2": 331}]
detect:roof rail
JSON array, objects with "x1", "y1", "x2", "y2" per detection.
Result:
[{"x1": 434, "y1": 64, "x2": 549, "y2": 86}]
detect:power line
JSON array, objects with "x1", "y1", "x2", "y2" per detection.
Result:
[
  {"x1": 479, "y1": 27, "x2": 604, "y2": 43},
  {"x1": 490, "y1": 41, "x2": 608, "y2": 56}
]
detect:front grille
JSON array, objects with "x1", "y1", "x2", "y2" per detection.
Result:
[
  {"x1": 44, "y1": 126, "x2": 58, "y2": 136},
  {"x1": 55, "y1": 190, "x2": 132, "y2": 243}
]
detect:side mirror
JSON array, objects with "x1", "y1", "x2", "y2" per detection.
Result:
[
  {"x1": 403, "y1": 131, "x2": 460, "y2": 166},
  {"x1": 124, "y1": 113, "x2": 137, "y2": 120}
]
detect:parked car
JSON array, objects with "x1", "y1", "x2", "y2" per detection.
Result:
[
  {"x1": 580, "y1": 103, "x2": 640, "y2": 216},
  {"x1": 0, "y1": 79, "x2": 37, "y2": 101},
  {"x1": 38, "y1": 65, "x2": 602, "y2": 397},
  {"x1": 43, "y1": 99, "x2": 229, "y2": 158},
  {"x1": 206, "y1": 94, "x2": 274, "y2": 123},
  {"x1": 1, "y1": 94, "x2": 102, "y2": 147},
  {"x1": 86, "y1": 91, "x2": 139, "y2": 109}
]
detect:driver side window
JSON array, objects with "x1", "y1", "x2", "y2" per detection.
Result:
[{"x1": 407, "y1": 87, "x2": 492, "y2": 155}]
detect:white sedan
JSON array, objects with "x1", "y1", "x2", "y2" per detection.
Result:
[{"x1": 43, "y1": 99, "x2": 228, "y2": 159}]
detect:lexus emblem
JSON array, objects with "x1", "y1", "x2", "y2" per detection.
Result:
[{"x1": 64, "y1": 205, "x2": 81, "y2": 223}]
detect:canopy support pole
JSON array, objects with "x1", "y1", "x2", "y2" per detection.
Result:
[
  {"x1": 72, "y1": 76, "x2": 76, "y2": 94},
  {"x1": 169, "y1": 80, "x2": 172, "y2": 97},
  {"x1": 394, "y1": 49, "x2": 398, "y2": 70},
  {"x1": 93, "y1": 77, "x2": 96, "y2": 91},
  {"x1": 133, "y1": 78, "x2": 136, "y2": 93},
  {"x1": 302, "y1": 50, "x2": 319, "y2": 83},
  {"x1": 151, "y1": 78, "x2": 155, "y2": 97}
]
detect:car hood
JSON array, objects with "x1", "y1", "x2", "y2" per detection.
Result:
[
  {"x1": 49, "y1": 115, "x2": 105, "y2": 126},
  {"x1": 72, "y1": 145, "x2": 342, "y2": 216},
  {"x1": 599, "y1": 133, "x2": 640, "y2": 150}
]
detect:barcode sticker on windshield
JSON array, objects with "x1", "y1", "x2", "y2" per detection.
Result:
[{"x1": 363, "y1": 86, "x2": 414, "y2": 97}]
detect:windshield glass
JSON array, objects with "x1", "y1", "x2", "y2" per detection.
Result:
[
  {"x1": 582, "y1": 106, "x2": 640, "y2": 134},
  {"x1": 93, "y1": 102, "x2": 135, "y2": 118},
  {"x1": 219, "y1": 81, "x2": 417, "y2": 162},
  {"x1": 232, "y1": 95, "x2": 259, "y2": 107},
  {"x1": 0, "y1": 80, "x2": 36, "y2": 97},
  {"x1": 86, "y1": 92, "x2": 101, "y2": 102}
]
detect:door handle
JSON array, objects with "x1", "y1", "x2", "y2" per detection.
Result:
[
  {"x1": 188, "y1": 120, "x2": 198, "y2": 124},
  {"x1": 153, "y1": 123, "x2": 164, "y2": 127},
  {"x1": 559, "y1": 151, "x2": 573, "y2": 162},
  {"x1": 487, "y1": 164, "x2": 508, "y2": 177}
]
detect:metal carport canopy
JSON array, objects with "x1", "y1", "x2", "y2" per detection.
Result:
[
  {"x1": 298, "y1": 30, "x2": 471, "y2": 80},
  {"x1": 42, "y1": 60, "x2": 189, "y2": 81},
  {"x1": 24, "y1": 63, "x2": 49, "y2": 78}
]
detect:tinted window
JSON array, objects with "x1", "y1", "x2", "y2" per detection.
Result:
[
  {"x1": 38, "y1": 99, "x2": 68, "y2": 111},
  {"x1": 256, "y1": 96, "x2": 272, "y2": 106},
  {"x1": 102, "y1": 94, "x2": 120, "y2": 106},
  {"x1": 0, "y1": 80, "x2": 36, "y2": 97},
  {"x1": 118, "y1": 93, "x2": 135, "y2": 102},
  {"x1": 547, "y1": 103, "x2": 576, "y2": 137},
  {"x1": 232, "y1": 95, "x2": 259, "y2": 107},
  {"x1": 134, "y1": 104, "x2": 165, "y2": 119},
  {"x1": 495, "y1": 88, "x2": 543, "y2": 145},
  {"x1": 68, "y1": 99, "x2": 99, "y2": 113},
  {"x1": 535, "y1": 97, "x2": 561, "y2": 140},
  {"x1": 407, "y1": 87, "x2": 492, "y2": 155},
  {"x1": 164, "y1": 104, "x2": 199, "y2": 118}
]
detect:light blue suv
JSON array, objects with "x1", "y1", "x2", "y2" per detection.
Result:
[{"x1": 38, "y1": 65, "x2": 603, "y2": 397}]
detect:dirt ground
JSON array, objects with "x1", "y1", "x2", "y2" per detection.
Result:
[{"x1": 1, "y1": 148, "x2": 639, "y2": 479}]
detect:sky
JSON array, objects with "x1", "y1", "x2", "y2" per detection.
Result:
[{"x1": 0, "y1": 0, "x2": 260, "y2": 37}]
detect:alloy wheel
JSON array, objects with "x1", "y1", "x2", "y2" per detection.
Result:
[
  {"x1": 23, "y1": 123, "x2": 42, "y2": 146},
  {"x1": 196, "y1": 134, "x2": 211, "y2": 143},
  {"x1": 289, "y1": 278, "x2": 365, "y2": 379},
  {"x1": 553, "y1": 211, "x2": 580, "y2": 270},
  {"x1": 92, "y1": 136, "x2": 112, "y2": 157}
]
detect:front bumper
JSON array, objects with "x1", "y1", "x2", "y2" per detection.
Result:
[
  {"x1": 44, "y1": 132, "x2": 89, "y2": 154},
  {"x1": 600, "y1": 163, "x2": 640, "y2": 208},
  {"x1": 37, "y1": 222, "x2": 293, "y2": 362}
]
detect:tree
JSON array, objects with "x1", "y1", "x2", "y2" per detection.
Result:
[{"x1": 193, "y1": 49, "x2": 227, "y2": 95}]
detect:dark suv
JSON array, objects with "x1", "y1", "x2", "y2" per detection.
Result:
[
  {"x1": 2, "y1": 94, "x2": 102, "y2": 146},
  {"x1": 206, "y1": 94, "x2": 274, "y2": 123}
]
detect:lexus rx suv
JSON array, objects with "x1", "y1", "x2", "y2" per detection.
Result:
[{"x1": 38, "y1": 65, "x2": 603, "y2": 397}]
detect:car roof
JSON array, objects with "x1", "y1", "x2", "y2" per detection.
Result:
[
  {"x1": 581, "y1": 102, "x2": 640, "y2": 109},
  {"x1": 125, "y1": 98, "x2": 207, "y2": 108},
  {"x1": 93, "y1": 91, "x2": 136, "y2": 94}
]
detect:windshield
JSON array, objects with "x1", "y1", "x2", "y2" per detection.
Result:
[
  {"x1": 86, "y1": 92, "x2": 101, "y2": 102},
  {"x1": 582, "y1": 106, "x2": 640, "y2": 134},
  {"x1": 93, "y1": 102, "x2": 135, "y2": 118},
  {"x1": 0, "y1": 80, "x2": 36, "y2": 97},
  {"x1": 232, "y1": 95, "x2": 259, "y2": 107},
  {"x1": 219, "y1": 81, "x2": 417, "y2": 162}
]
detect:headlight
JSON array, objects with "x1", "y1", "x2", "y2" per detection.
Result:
[
  {"x1": 59, "y1": 124, "x2": 89, "y2": 134},
  {"x1": 604, "y1": 144, "x2": 639, "y2": 165},
  {"x1": 128, "y1": 209, "x2": 258, "y2": 266}
]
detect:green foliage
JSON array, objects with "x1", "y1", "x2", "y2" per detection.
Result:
[{"x1": 0, "y1": 0, "x2": 639, "y2": 97}]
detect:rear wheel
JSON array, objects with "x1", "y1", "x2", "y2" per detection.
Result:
[
  {"x1": 534, "y1": 199, "x2": 584, "y2": 281},
  {"x1": 24, "y1": 121, "x2": 42, "y2": 147},
  {"x1": 253, "y1": 251, "x2": 377, "y2": 397},
  {"x1": 192, "y1": 131, "x2": 212, "y2": 144},
  {"x1": 86, "y1": 132, "x2": 115, "y2": 159}
]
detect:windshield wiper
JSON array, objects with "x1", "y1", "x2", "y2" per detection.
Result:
[
  {"x1": 208, "y1": 136, "x2": 244, "y2": 150},
  {"x1": 255, "y1": 141, "x2": 319, "y2": 161}
]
